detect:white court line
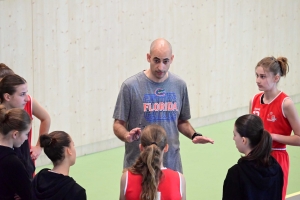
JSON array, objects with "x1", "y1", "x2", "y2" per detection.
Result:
[{"x1": 286, "y1": 191, "x2": 300, "y2": 198}]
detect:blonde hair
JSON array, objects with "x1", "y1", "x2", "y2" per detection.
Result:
[{"x1": 128, "y1": 124, "x2": 167, "y2": 200}]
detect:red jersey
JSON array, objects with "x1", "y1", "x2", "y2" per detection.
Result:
[
  {"x1": 24, "y1": 95, "x2": 33, "y2": 147},
  {"x1": 125, "y1": 168, "x2": 182, "y2": 200},
  {"x1": 251, "y1": 92, "x2": 292, "y2": 148}
]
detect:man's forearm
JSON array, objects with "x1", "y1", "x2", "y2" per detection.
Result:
[
  {"x1": 177, "y1": 120, "x2": 195, "y2": 139},
  {"x1": 113, "y1": 120, "x2": 128, "y2": 142}
]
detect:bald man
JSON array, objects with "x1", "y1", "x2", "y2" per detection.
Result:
[{"x1": 113, "y1": 38, "x2": 214, "y2": 173}]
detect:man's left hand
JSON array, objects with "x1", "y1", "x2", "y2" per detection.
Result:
[{"x1": 192, "y1": 136, "x2": 214, "y2": 144}]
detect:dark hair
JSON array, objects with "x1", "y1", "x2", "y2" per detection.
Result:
[
  {"x1": 0, "y1": 105, "x2": 31, "y2": 135},
  {"x1": 256, "y1": 56, "x2": 289, "y2": 77},
  {"x1": 129, "y1": 124, "x2": 167, "y2": 200},
  {"x1": 0, "y1": 74, "x2": 27, "y2": 103},
  {"x1": 0, "y1": 63, "x2": 15, "y2": 79},
  {"x1": 235, "y1": 114, "x2": 272, "y2": 166},
  {"x1": 40, "y1": 131, "x2": 71, "y2": 165}
]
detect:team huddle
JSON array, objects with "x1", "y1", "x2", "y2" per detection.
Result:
[{"x1": 0, "y1": 38, "x2": 299, "y2": 200}]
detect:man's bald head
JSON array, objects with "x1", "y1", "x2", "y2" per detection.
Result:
[
  {"x1": 146, "y1": 38, "x2": 174, "y2": 82},
  {"x1": 149, "y1": 38, "x2": 172, "y2": 55}
]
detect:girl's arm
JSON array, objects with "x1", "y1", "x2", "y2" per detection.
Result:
[
  {"x1": 249, "y1": 99, "x2": 253, "y2": 114},
  {"x1": 119, "y1": 171, "x2": 127, "y2": 200},
  {"x1": 272, "y1": 98, "x2": 300, "y2": 146},
  {"x1": 31, "y1": 97, "x2": 51, "y2": 160}
]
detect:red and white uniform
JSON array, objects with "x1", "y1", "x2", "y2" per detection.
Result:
[
  {"x1": 24, "y1": 95, "x2": 33, "y2": 146},
  {"x1": 125, "y1": 168, "x2": 182, "y2": 200},
  {"x1": 251, "y1": 91, "x2": 291, "y2": 199}
]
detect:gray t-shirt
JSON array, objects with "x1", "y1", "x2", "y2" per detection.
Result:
[{"x1": 113, "y1": 71, "x2": 191, "y2": 173}]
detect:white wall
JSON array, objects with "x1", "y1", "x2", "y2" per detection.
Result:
[{"x1": 1, "y1": 0, "x2": 299, "y2": 166}]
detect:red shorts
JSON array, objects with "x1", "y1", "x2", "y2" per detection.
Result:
[{"x1": 271, "y1": 150, "x2": 289, "y2": 200}]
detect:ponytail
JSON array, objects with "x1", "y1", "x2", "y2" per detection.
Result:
[
  {"x1": 239, "y1": 129, "x2": 272, "y2": 166},
  {"x1": 276, "y1": 57, "x2": 289, "y2": 77},
  {"x1": 130, "y1": 144, "x2": 162, "y2": 200},
  {"x1": 256, "y1": 56, "x2": 289, "y2": 78},
  {"x1": 128, "y1": 124, "x2": 167, "y2": 200},
  {"x1": 235, "y1": 114, "x2": 273, "y2": 166}
]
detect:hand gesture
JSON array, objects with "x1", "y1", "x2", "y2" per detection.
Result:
[
  {"x1": 125, "y1": 128, "x2": 142, "y2": 143},
  {"x1": 192, "y1": 135, "x2": 214, "y2": 144}
]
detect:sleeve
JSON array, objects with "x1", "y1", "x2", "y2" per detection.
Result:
[
  {"x1": 6, "y1": 157, "x2": 32, "y2": 200},
  {"x1": 222, "y1": 166, "x2": 242, "y2": 200},
  {"x1": 178, "y1": 84, "x2": 191, "y2": 120},
  {"x1": 113, "y1": 82, "x2": 131, "y2": 122},
  {"x1": 73, "y1": 188, "x2": 87, "y2": 200}
]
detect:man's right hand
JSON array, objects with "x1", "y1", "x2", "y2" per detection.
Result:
[{"x1": 125, "y1": 128, "x2": 142, "y2": 143}]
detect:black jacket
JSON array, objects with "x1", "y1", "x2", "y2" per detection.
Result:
[
  {"x1": 0, "y1": 145, "x2": 31, "y2": 200},
  {"x1": 14, "y1": 139, "x2": 35, "y2": 179},
  {"x1": 31, "y1": 168, "x2": 86, "y2": 200},
  {"x1": 223, "y1": 156, "x2": 283, "y2": 200}
]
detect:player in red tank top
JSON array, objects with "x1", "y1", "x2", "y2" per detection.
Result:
[
  {"x1": 119, "y1": 124, "x2": 186, "y2": 200},
  {"x1": 0, "y1": 74, "x2": 51, "y2": 178},
  {"x1": 250, "y1": 56, "x2": 300, "y2": 199},
  {"x1": 126, "y1": 169, "x2": 182, "y2": 200}
]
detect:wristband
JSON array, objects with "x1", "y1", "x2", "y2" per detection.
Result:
[{"x1": 192, "y1": 132, "x2": 202, "y2": 140}]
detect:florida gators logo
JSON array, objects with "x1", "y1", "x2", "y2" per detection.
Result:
[{"x1": 155, "y1": 88, "x2": 166, "y2": 96}]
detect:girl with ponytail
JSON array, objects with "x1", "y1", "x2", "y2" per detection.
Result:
[
  {"x1": 31, "y1": 131, "x2": 86, "y2": 200},
  {"x1": 119, "y1": 124, "x2": 186, "y2": 200},
  {"x1": 250, "y1": 56, "x2": 300, "y2": 199},
  {"x1": 0, "y1": 105, "x2": 32, "y2": 199},
  {"x1": 223, "y1": 114, "x2": 283, "y2": 200}
]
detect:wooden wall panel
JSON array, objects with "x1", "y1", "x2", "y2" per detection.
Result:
[
  {"x1": 0, "y1": 0, "x2": 37, "y2": 136},
  {"x1": 1, "y1": 0, "x2": 299, "y2": 165},
  {"x1": 0, "y1": 0, "x2": 33, "y2": 87}
]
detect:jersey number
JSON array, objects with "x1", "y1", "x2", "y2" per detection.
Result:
[{"x1": 253, "y1": 111, "x2": 260, "y2": 116}]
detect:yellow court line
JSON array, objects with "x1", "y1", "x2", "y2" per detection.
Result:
[{"x1": 286, "y1": 191, "x2": 300, "y2": 198}]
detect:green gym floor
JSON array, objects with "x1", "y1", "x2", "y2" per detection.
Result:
[{"x1": 36, "y1": 104, "x2": 300, "y2": 199}]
